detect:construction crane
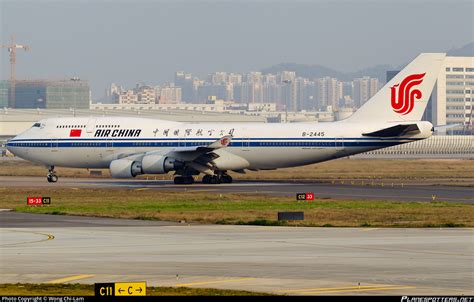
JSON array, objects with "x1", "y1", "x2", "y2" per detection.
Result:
[{"x1": 1, "y1": 34, "x2": 30, "y2": 108}]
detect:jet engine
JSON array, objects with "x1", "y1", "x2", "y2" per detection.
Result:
[
  {"x1": 109, "y1": 159, "x2": 143, "y2": 178},
  {"x1": 141, "y1": 154, "x2": 184, "y2": 174}
]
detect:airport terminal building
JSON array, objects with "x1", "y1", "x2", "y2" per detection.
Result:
[
  {"x1": 2, "y1": 79, "x2": 91, "y2": 109},
  {"x1": 432, "y1": 56, "x2": 474, "y2": 135}
]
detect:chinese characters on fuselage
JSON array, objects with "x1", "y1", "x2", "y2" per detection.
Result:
[
  {"x1": 94, "y1": 128, "x2": 235, "y2": 138},
  {"x1": 152, "y1": 128, "x2": 235, "y2": 137}
]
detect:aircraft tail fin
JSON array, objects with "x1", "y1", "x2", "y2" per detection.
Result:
[{"x1": 346, "y1": 53, "x2": 446, "y2": 123}]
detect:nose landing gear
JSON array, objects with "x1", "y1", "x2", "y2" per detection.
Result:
[{"x1": 47, "y1": 166, "x2": 58, "y2": 183}]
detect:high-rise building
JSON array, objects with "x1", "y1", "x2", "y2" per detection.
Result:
[
  {"x1": 157, "y1": 83, "x2": 181, "y2": 104},
  {"x1": 262, "y1": 82, "x2": 281, "y2": 105},
  {"x1": 0, "y1": 81, "x2": 8, "y2": 108},
  {"x1": 278, "y1": 71, "x2": 297, "y2": 110},
  {"x1": 118, "y1": 89, "x2": 138, "y2": 104},
  {"x1": 196, "y1": 83, "x2": 230, "y2": 103},
  {"x1": 432, "y1": 56, "x2": 474, "y2": 135},
  {"x1": 352, "y1": 77, "x2": 380, "y2": 108},
  {"x1": 315, "y1": 77, "x2": 343, "y2": 110},
  {"x1": 137, "y1": 86, "x2": 157, "y2": 104},
  {"x1": 175, "y1": 71, "x2": 194, "y2": 103},
  {"x1": 246, "y1": 72, "x2": 263, "y2": 85},
  {"x1": 295, "y1": 77, "x2": 311, "y2": 111},
  {"x1": 209, "y1": 72, "x2": 228, "y2": 85},
  {"x1": 228, "y1": 73, "x2": 243, "y2": 85},
  {"x1": 13, "y1": 79, "x2": 90, "y2": 109}
]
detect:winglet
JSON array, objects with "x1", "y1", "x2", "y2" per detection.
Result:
[{"x1": 207, "y1": 135, "x2": 232, "y2": 149}]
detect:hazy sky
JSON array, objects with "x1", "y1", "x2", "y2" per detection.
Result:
[{"x1": 1, "y1": 0, "x2": 473, "y2": 98}]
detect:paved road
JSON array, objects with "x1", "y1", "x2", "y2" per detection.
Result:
[
  {"x1": 0, "y1": 176, "x2": 472, "y2": 203},
  {"x1": 1, "y1": 212, "x2": 473, "y2": 295}
]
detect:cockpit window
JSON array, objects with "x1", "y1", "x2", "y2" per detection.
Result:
[{"x1": 32, "y1": 123, "x2": 41, "y2": 128}]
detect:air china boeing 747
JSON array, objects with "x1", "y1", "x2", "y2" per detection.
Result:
[{"x1": 6, "y1": 53, "x2": 446, "y2": 184}]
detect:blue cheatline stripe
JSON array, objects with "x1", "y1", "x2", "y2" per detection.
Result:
[
  {"x1": 8, "y1": 137, "x2": 423, "y2": 142},
  {"x1": 7, "y1": 140, "x2": 406, "y2": 148}
]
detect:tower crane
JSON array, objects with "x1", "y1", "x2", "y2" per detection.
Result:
[{"x1": 1, "y1": 34, "x2": 30, "y2": 108}]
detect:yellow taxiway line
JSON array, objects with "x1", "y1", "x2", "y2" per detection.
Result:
[
  {"x1": 1, "y1": 230, "x2": 55, "y2": 247},
  {"x1": 298, "y1": 285, "x2": 416, "y2": 295},
  {"x1": 279, "y1": 284, "x2": 416, "y2": 295},
  {"x1": 47, "y1": 274, "x2": 95, "y2": 284},
  {"x1": 176, "y1": 277, "x2": 256, "y2": 287}
]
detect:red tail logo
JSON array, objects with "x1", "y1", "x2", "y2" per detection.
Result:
[
  {"x1": 390, "y1": 73, "x2": 425, "y2": 115},
  {"x1": 69, "y1": 129, "x2": 82, "y2": 137}
]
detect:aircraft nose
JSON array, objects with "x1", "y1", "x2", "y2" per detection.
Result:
[
  {"x1": 5, "y1": 135, "x2": 20, "y2": 153},
  {"x1": 5, "y1": 138, "x2": 14, "y2": 152}
]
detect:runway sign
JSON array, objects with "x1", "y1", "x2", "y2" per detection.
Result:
[
  {"x1": 95, "y1": 282, "x2": 146, "y2": 297},
  {"x1": 115, "y1": 282, "x2": 146, "y2": 296},
  {"x1": 296, "y1": 192, "x2": 314, "y2": 201},
  {"x1": 27, "y1": 196, "x2": 51, "y2": 206}
]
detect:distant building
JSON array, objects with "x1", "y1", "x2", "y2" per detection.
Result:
[
  {"x1": 118, "y1": 89, "x2": 138, "y2": 104},
  {"x1": 13, "y1": 79, "x2": 90, "y2": 109},
  {"x1": 386, "y1": 70, "x2": 400, "y2": 83},
  {"x1": 209, "y1": 72, "x2": 228, "y2": 85},
  {"x1": 227, "y1": 73, "x2": 243, "y2": 85},
  {"x1": 432, "y1": 56, "x2": 474, "y2": 135},
  {"x1": 278, "y1": 71, "x2": 297, "y2": 111},
  {"x1": 175, "y1": 71, "x2": 194, "y2": 103},
  {"x1": 352, "y1": 77, "x2": 380, "y2": 108},
  {"x1": 0, "y1": 81, "x2": 8, "y2": 108},
  {"x1": 247, "y1": 102, "x2": 277, "y2": 112},
  {"x1": 157, "y1": 84, "x2": 181, "y2": 104},
  {"x1": 315, "y1": 77, "x2": 343, "y2": 110},
  {"x1": 137, "y1": 86, "x2": 157, "y2": 104}
]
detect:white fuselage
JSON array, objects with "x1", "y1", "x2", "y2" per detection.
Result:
[{"x1": 6, "y1": 116, "x2": 433, "y2": 171}]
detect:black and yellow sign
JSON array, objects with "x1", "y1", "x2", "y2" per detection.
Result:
[{"x1": 95, "y1": 281, "x2": 146, "y2": 297}]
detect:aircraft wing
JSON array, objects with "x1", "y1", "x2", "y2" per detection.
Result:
[
  {"x1": 115, "y1": 136, "x2": 235, "y2": 176},
  {"x1": 362, "y1": 124, "x2": 420, "y2": 137},
  {"x1": 171, "y1": 135, "x2": 232, "y2": 153},
  {"x1": 140, "y1": 135, "x2": 232, "y2": 162}
]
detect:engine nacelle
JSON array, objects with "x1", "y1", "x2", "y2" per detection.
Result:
[
  {"x1": 109, "y1": 159, "x2": 143, "y2": 178},
  {"x1": 141, "y1": 154, "x2": 183, "y2": 174}
]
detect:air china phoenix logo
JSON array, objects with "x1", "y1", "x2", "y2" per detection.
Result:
[
  {"x1": 390, "y1": 73, "x2": 426, "y2": 115},
  {"x1": 220, "y1": 137, "x2": 230, "y2": 146}
]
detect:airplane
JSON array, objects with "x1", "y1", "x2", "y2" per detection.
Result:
[{"x1": 6, "y1": 53, "x2": 446, "y2": 184}]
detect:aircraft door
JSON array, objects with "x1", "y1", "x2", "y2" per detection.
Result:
[
  {"x1": 105, "y1": 138, "x2": 114, "y2": 151},
  {"x1": 179, "y1": 129, "x2": 187, "y2": 147},
  {"x1": 86, "y1": 118, "x2": 97, "y2": 134},
  {"x1": 335, "y1": 137, "x2": 345, "y2": 151},
  {"x1": 241, "y1": 128, "x2": 250, "y2": 151},
  {"x1": 50, "y1": 139, "x2": 59, "y2": 152}
]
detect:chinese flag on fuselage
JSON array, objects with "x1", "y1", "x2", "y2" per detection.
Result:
[{"x1": 69, "y1": 129, "x2": 82, "y2": 137}]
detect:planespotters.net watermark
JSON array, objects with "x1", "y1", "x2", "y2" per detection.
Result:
[{"x1": 402, "y1": 297, "x2": 474, "y2": 302}]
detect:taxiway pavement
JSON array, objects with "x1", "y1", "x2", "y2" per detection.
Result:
[{"x1": 1, "y1": 212, "x2": 473, "y2": 295}]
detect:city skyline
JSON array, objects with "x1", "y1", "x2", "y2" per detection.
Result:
[
  {"x1": 103, "y1": 69, "x2": 381, "y2": 112},
  {"x1": 1, "y1": 0, "x2": 473, "y2": 98}
]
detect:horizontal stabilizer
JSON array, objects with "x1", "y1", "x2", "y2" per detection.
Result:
[
  {"x1": 362, "y1": 124, "x2": 420, "y2": 137},
  {"x1": 434, "y1": 124, "x2": 462, "y2": 131}
]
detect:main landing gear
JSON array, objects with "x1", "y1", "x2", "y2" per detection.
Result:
[
  {"x1": 173, "y1": 175, "x2": 194, "y2": 185},
  {"x1": 173, "y1": 172, "x2": 233, "y2": 185},
  {"x1": 202, "y1": 173, "x2": 232, "y2": 184},
  {"x1": 47, "y1": 166, "x2": 58, "y2": 183}
]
